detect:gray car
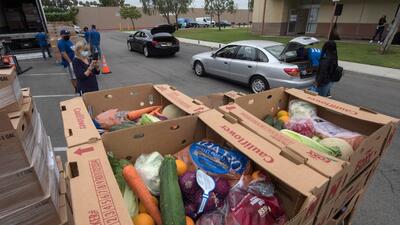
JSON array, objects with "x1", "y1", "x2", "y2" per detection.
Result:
[{"x1": 191, "y1": 37, "x2": 320, "y2": 93}]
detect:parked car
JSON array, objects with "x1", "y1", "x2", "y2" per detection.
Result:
[
  {"x1": 215, "y1": 20, "x2": 231, "y2": 27},
  {"x1": 191, "y1": 37, "x2": 319, "y2": 93},
  {"x1": 127, "y1": 24, "x2": 180, "y2": 57},
  {"x1": 195, "y1": 17, "x2": 215, "y2": 27},
  {"x1": 184, "y1": 18, "x2": 200, "y2": 28},
  {"x1": 177, "y1": 18, "x2": 187, "y2": 28}
]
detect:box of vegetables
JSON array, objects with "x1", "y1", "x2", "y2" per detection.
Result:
[
  {"x1": 219, "y1": 87, "x2": 398, "y2": 209},
  {"x1": 98, "y1": 109, "x2": 330, "y2": 225}
]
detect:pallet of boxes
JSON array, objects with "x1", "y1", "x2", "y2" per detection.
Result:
[
  {"x1": 59, "y1": 84, "x2": 398, "y2": 225},
  {"x1": 0, "y1": 67, "x2": 69, "y2": 225},
  {"x1": 47, "y1": 22, "x2": 79, "y2": 63}
]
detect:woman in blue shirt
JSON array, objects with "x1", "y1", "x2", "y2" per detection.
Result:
[{"x1": 72, "y1": 41, "x2": 100, "y2": 95}]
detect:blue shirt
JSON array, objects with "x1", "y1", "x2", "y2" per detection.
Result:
[
  {"x1": 57, "y1": 39, "x2": 75, "y2": 67},
  {"x1": 307, "y1": 48, "x2": 322, "y2": 67},
  {"x1": 90, "y1": 30, "x2": 100, "y2": 46},
  {"x1": 84, "y1": 31, "x2": 90, "y2": 43},
  {"x1": 35, "y1": 32, "x2": 48, "y2": 47}
]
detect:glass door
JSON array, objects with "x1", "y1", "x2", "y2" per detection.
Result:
[{"x1": 306, "y1": 6, "x2": 320, "y2": 33}]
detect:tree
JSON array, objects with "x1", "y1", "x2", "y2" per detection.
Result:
[
  {"x1": 140, "y1": 0, "x2": 192, "y2": 26},
  {"x1": 43, "y1": 0, "x2": 77, "y2": 8},
  {"x1": 120, "y1": 6, "x2": 142, "y2": 30},
  {"x1": 248, "y1": 0, "x2": 254, "y2": 12},
  {"x1": 99, "y1": 0, "x2": 125, "y2": 6},
  {"x1": 205, "y1": 0, "x2": 235, "y2": 31}
]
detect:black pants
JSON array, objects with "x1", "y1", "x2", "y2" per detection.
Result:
[
  {"x1": 40, "y1": 45, "x2": 52, "y2": 59},
  {"x1": 372, "y1": 27, "x2": 384, "y2": 42}
]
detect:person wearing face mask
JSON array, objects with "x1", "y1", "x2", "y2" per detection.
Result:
[
  {"x1": 57, "y1": 30, "x2": 76, "y2": 91},
  {"x1": 72, "y1": 41, "x2": 100, "y2": 95}
]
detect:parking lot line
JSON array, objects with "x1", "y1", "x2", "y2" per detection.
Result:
[
  {"x1": 21, "y1": 72, "x2": 68, "y2": 76},
  {"x1": 33, "y1": 94, "x2": 78, "y2": 98},
  {"x1": 53, "y1": 147, "x2": 67, "y2": 152}
]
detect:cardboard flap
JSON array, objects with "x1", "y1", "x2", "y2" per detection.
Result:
[
  {"x1": 224, "y1": 90, "x2": 246, "y2": 100},
  {"x1": 66, "y1": 141, "x2": 133, "y2": 225},
  {"x1": 198, "y1": 109, "x2": 328, "y2": 195},
  {"x1": 219, "y1": 104, "x2": 348, "y2": 176},
  {"x1": 154, "y1": 84, "x2": 209, "y2": 114},
  {"x1": 285, "y1": 88, "x2": 399, "y2": 125},
  {"x1": 60, "y1": 97, "x2": 100, "y2": 148}
]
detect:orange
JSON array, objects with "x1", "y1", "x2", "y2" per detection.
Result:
[
  {"x1": 277, "y1": 110, "x2": 289, "y2": 118},
  {"x1": 186, "y1": 216, "x2": 195, "y2": 225},
  {"x1": 252, "y1": 170, "x2": 261, "y2": 180},
  {"x1": 132, "y1": 213, "x2": 155, "y2": 225},
  {"x1": 139, "y1": 196, "x2": 158, "y2": 213},
  {"x1": 175, "y1": 159, "x2": 188, "y2": 176},
  {"x1": 278, "y1": 115, "x2": 290, "y2": 124}
]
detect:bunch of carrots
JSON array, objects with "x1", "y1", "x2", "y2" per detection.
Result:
[{"x1": 127, "y1": 106, "x2": 162, "y2": 121}]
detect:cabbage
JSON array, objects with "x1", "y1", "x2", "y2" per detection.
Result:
[
  {"x1": 123, "y1": 183, "x2": 138, "y2": 217},
  {"x1": 288, "y1": 100, "x2": 317, "y2": 119},
  {"x1": 162, "y1": 104, "x2": 186, "y2": 119},
  {"x1": 320, "y1": 138, "x2": 354, "y2": 161}
]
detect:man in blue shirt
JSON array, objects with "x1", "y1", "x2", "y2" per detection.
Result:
[
  {"x1": 83, "y1": 26, "x2": 90, "y2": 44},
  {"x1": 36, "y1": 31, "x2": 51, "y2": 59},
  {"x1": 90, "y1": 24, "x2": 101, "y2": 58},
  {"x1": 57, "y1": 30, "x2": 77, "y2": 91}
]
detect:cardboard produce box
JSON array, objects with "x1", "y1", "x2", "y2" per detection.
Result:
[
  {"x1": 61, "y1": 98, "x2": 330, "y2": 225},
  {"x1": 228, "y1": 87, "x2": 398, "y2": 189},
  {"x1": 195, "y1": 90, "x2": 245, "y2": 109},
  {"x1": 60, "y1": 84, "x2": 209, "y2": 147},
  {"x1": 0, "y1": 67, "x2": 22, "y2": 112}
]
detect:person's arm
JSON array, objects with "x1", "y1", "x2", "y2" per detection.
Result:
[
  {"x1": 73, "y1": 60, "x2": 91, "y2": 79},
  {"x1": 59, "y1": 43, "x2": 72, "y2": 63}
]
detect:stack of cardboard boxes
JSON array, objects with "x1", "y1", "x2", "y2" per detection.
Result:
[
  {"x1": 59, "y1": 84, "x2": 398, "y2": 225},
  {"x1": 0, "y1": 67, "x2": 68, "y2": 225}
]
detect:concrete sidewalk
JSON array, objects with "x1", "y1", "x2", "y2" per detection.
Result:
[{"x1": 177, "y1": 37, "x2": 400, "y2": 81}]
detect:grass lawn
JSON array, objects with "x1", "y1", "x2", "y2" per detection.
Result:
[{"x1": 175, "y1": 28, "x2": 400, "y2": 69}]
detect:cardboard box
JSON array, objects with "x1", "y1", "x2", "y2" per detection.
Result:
[
  {"x1": 60, "y1": 84, "x2": 209, "y2": 147},
  {"x1": 99, "y1": 110, "x2": 329, "y2": 225},
  {"x1": 194, "y1": 90, "x2": 243, "y2": 109},
  {"x1": 0, "y1": 67, "x2": 23, "y2": 112},
  {"x1": 219, "y1": 102, "x2": 349, "y2": 210},
  {"x1": 231, "y1": 87, "x2": 398, "y2": 187}
]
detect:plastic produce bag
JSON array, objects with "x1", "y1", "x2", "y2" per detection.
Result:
[
  {"x1": 95, "y1": 109, "x2": 129, "y2": 130},
  {"x1": 134, "y1": 152, "x2": 164, "y2": 196},
  {"x1": 288, "y1": 100, "x2": 317, "y2": 119},
  {"x1": 285, "y1": 118, "x2": 315, "y2": 137},
  {"x1": 196, "y1": 205, "x2": 227, "y2": 225},
  {"x1": 225, "y1": 174, "x2": 286, "y2": 225}
]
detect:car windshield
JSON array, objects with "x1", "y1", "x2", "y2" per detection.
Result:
[{"x1": 265, "y1": 45, "x2": 285, "y2": 58}]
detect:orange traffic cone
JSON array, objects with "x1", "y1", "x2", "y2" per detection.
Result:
[{"x1": 101, "y1": 55, "x2": 111, "y2": 74}]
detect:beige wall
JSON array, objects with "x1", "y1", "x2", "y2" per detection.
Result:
[{"x1": 76, "y1": 7, "x2": 251, "y2": 30}]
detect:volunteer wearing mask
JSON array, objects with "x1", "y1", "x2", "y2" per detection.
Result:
[
  {"x1": 72, "y1": 41, "x2": 100, "y2": 95},
  {"x1": 57, "y1": 30, "x2": 76, "y2": 91}
]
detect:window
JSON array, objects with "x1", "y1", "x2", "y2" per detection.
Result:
[
  {"x1": 257, "y1": 50, "x2": 269, "y2": 62},
  {"x1": 265, "y1": 45, "x2": 285, "y2": 58},
  {"x1": 236, "y1": 46, "x2": 257, "y2": 61},
  {"x1": 216, "y1": 45, "x2": 238, "y2": 58},
  {"x1": 133, "y1": 32, "x2": 141, "y2": 37}
]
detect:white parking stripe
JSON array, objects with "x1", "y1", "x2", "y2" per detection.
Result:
[
  {"x1": 33, "y1": 94, "x2": 78, "y2": 98},
  {"x1": 53, "y1": 147, "x2": 67, "y2": 152},
  {"x1": 22, "y1": 72, "x2": 68, "y2": 76}
]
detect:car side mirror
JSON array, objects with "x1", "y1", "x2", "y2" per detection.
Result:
[
  {"x1": 211, "y1": 53, "x2": 216, "y2": 58},
  {"x1": 128, "y1": 34, "x2": 133, "y2": 38}
]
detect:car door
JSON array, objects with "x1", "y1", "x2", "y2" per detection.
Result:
[
  {"x1": 207, "y1": 45, "x2": 238, "y2": 78},
  {"x1": 131, "y1": 32, "x2": 142, "y2": 51},
  {"x1": 229, "y1": 46, "x2": 258, "y2": 82}
]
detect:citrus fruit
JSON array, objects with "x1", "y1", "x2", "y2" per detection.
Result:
[
  {"x1": 132, "y1": 213, "x2": 155, "y2": 225},
  {"x1": 278, "y1": 115, "x2": 290, "y2": 123},
  {"x1": 186, "y1": 216, "x2": 195, "y2": 225},
  {"x1": 277, "y1": 110, "x2": 289, "y2": 118},
  {"x1": 175, "y1": 159, "x2": 188, "y2": 176}
]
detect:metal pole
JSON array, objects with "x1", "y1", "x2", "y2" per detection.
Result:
[
  {"x1": 380, "y1": 10, "x2": 400, "y2": 54},
  {"x1": 328, "y1": 2, "x2": 338, "y2": 40},
  {"x1": 261, "y1": 0, "x2": 267, "y2": 35}
]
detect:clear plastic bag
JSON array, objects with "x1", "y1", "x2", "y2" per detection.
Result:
[
  {"x1": 288, "y1": 100, "x2": 317, "y2": 120},
  {"x1": 95, "y1": 109, "x2": 129, "y2": 130},
  {"x1": 134, "y1": 152, "x2": 164, "y2": 196},
  {"x1": 285, "y1": 118, "x2": 315, "y2": 137}
]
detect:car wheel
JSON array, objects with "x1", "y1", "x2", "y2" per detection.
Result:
[
  {"x1": 250, "y1": 76, "x2": 270, "y2": 93},
  {"x1": 127, "y1": 43, "x2": 133, "y2": 51},
  {"x1": 194, "y1": 61, "x2": 205, "y2": 77},
  {"x1": 143, "y1": 46, "x2": 150, "y2": 57}
]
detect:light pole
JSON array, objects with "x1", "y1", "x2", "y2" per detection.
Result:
[{"x1": 328, "y1": 0, "x2": 340, "y2": 40}]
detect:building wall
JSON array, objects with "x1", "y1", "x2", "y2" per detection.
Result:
[
  {"x1": 252, "y1": 0, "x2": 399, "y2": 39},
  {"x1": 76, "y1": 7, "x2": 251, "y2": 30}
]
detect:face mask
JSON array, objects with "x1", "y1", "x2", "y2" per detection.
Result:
[
  {"x1": 63, "y1": 36, "x2": 70, "y2": 41},
  {"x1": 80, "y1": 50, "x2": 89, "y2": 57}
]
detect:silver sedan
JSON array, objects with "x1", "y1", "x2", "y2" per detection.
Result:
[{"x1": 191, "y1": 37, "x2": 319, "y2": 92}]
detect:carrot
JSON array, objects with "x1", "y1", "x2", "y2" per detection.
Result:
[
  {"x1": 149, "y1": 106, "x2": 162, "y2": 116},
  {"x1": 123, "y1": 164, "x2": 162, "y2": 225},
  {"x1": 127, "y1": 106, "x2": 161, "y2": 121}
]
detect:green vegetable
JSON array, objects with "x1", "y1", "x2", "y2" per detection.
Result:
[
  {"x1": 107, "y1": 152, "x2": 130, "y2": 193},
  {"x1": 162, "y1": 104, "x2": 186, "y2": 119},
  {"x1": 274, "y1": 119, "x2": 284, "y2": 130},
  {"x1": 140, "y1": 114, "x2": 161, "y2": 125},
  {"x1": 123, "y1": 182, "x2": 139, "y2": 217},
  {"x1": 109, "y1": 121, "x2": 136, "y2": 132},
  {"x1": 320, "y1": 138, "x2": 354, "y2": 161},
  {"x1": 160, "y1": 155, "x2": 186, "y2": 225},
  {"x1": 263, "y1": 115, "x2": 274, "y2": 126},
  {"x1": 280, "y1": 129, "x2": 341, "y2": 157}
]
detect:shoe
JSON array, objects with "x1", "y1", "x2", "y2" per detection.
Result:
[
  {"x1": 327, "y1": 95, "x2": 332, "y2": 99},
  {"x1": 369, "y1": 40, "x2": 373, "y2": 43}
]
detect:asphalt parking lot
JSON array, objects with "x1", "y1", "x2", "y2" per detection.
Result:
[{"x1": 17, "y1": 31, "x2": 399, "y2": 225}]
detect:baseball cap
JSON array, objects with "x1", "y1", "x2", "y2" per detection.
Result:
[{"x1": 60, "y1": 30, "x2": 71, "y2": 35}]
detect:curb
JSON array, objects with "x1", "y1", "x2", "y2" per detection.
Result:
[{"x1": 177, "y1": 37, "x2": 400, "y2": 81}]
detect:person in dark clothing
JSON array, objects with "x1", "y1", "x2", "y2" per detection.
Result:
[
  {"x1": 313, "y1": 40, "x2": 338, "y2": 97},
  {"x1": 36, "y1": 32, "x2": 52, "y2": 59},
  {"x1": 72, "y1": 41, "x2": 99, "y2": 95},
  {"x1": 370, "y1": 15, "x2": 387, "y2": 44},
  {"x1": 83, "y1": 26, "x2": 90, "y2": 44},
  {"x1": 90, "y1": 24, "x2": 101, "y2": 58}
]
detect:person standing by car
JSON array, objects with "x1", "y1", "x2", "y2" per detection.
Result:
[
  {"x1": 90, "y1": 24, "x2": 101, "y2": 58},
  {"x1": 370, "y1": 15, "x2": 387, "y2": 44},
  {"x1": 72, "y1": 41, "x2": 100, "y2": 95},
  {"x1": 57, "y1": 30, "x2": 76, "y2": 91},
  {"x1": 36, "y1": 31, "x2": 52, "y2": 59},
  {"x1": 313, "y1": 40, "x2": 338, "y2": 97}
]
